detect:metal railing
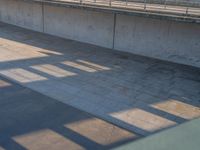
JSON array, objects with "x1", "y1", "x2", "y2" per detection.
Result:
[{"x1": 44, "y1": 0, "x2": 200, "y2": 17}]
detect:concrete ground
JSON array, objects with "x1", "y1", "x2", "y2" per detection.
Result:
[
  {"x1": 0, "y1": 22, "x2": 200, "y2": 138},
  {"x1": 0, "y1": 76, "x2": 137, "y2": 150}
]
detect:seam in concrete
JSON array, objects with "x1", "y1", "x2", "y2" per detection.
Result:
[
  {"x1": 112, "y1": 13, "x2": 116, "y2": 49},
  {"x1": 42, "y1": 2, "x2": 45, "y2": 32}
]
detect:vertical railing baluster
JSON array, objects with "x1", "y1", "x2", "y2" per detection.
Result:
[
  {"x1": 186, "y1": 7, "x2": 189, "y2": 15},
  {"x1": 164, "y1": 0, "x2": 167, "y2": 9}
]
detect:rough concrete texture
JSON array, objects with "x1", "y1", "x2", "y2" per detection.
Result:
[
  {"x1": 42, "y1": 0, "x2": 200, "y2": 17},
  {"x1": 44, "y1": 5, "x2": 114, "y2": 48},
  {"x1": 0, "y1": 0, "x2": 43, "y2": 32},
  {"x1": 114, "y1": 14, "x2": 200, "y2": 68},
  {"x1": 0, "y1": 76, "x2": 137, "y2": 150},
  {"x1": 0, "y1": 22, "x2": 199, "y2": 136},
  {"x1": 0, "y1": 0, "x2": 200, "y2": 67}
]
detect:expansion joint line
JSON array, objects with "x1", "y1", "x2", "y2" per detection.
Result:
[
  {"x1": 112, "y1": 13, "x2": 117, "y2": 49},
  {"x1": 42, "y1": 2, "x2": 45, "y2": 32}
]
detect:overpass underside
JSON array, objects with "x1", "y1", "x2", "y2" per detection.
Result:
[{"x1": 0, "y1": 0, "x2": 200, "y2": 149}]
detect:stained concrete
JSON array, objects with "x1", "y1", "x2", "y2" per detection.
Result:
[{"x1": 0, "y1": 22, "x2": 199, "y2": 137}]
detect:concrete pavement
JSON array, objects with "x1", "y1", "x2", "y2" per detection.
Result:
[
  {"x1": 0, "y1": 76, "x2": 137, "y2": 150},
  {"x1": 0, "y1": 22, "x2": 199, "y2": 137}
]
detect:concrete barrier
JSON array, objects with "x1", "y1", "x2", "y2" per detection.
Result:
[
  {"x1": 0, "y1": 0, "x2": 199, "y2": 68},
  {"x1": 114, "y1": 14, "x2": 200, "y2": 67},
  {"x1": 43, "y1": 5, "x2": 114, "y2": 48},
  {"x1": 0, "y1": 0, "x2": 43, "y2": 32}
]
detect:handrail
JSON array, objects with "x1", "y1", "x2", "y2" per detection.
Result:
[{"x1": 41, "y1": 0, "x2": 200, "y2": 17}]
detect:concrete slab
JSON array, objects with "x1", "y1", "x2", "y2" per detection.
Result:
[
  {"x1": 0, "y1": 76, "x2": 137, "y2": 150},
  {"x1": 114, "y1": 14, "x2": 200, "y2": 67},
  {"x1": 44, "y1": 5, "x2": 114, "y2": 48},
  {"x1": 0, "y1": 0, "x2": 43, "y2": 32},
  {"x1": 0, "y1": 22, "x2": 199, "y2": 137}
]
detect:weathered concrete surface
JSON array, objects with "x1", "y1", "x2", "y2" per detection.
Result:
[
  {"x1": 0, "y1": 0, "x2": 200, "y2": 67},
  {"x1": 0, "y1": 76, "x2": 137, "y2": 150},
  {"x1": 0, "y1": 0, "x2": 43, "y2": 32},
  {"x1": 44, "y1": 5, "x2": 114, "y2": 48},
  {"x1": 114, "y1": 14, "x2": 200, "y2": 67},
  {"x1": 0, "y1": 22, "x2": 200, "y2": 136},
  {"x1": 44, "y1": 0, "x2": 200, "y2": 17}
]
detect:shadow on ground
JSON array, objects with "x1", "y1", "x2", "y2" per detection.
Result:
[
  {"x1": 0, "y1": 76, "x2": 137, "y2": 150},
  {"x1": 0, "y1": 22, "x2": 200, "y2": 149}
]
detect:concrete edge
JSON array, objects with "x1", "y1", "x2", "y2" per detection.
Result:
[
  {"x1": 111, "y1": 117, "x2": 200, "y2": 150},
  {"x1": 23, "y1": 0, "x2": 200, "y2": 24}
]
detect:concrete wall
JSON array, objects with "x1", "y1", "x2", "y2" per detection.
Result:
[
  {"x1": 114, "y1": 14, "x2": 200, "y2": 67},
  {"x1": 0, "y1": 0, "x2": 200, "y2": 68},
  {"x1": 0, "y1": 0, "x2": 43, "y2": 32},
  {"x1": 44, "y1": 5, "x2": 114, "y2": 48}
]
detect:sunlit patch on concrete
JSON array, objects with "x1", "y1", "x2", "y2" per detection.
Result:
[
  {"x1": 0, "y1": 79, "x2": 12, "y2": 88},
  {"x1": 0, "y1": 68, "x2": 47, "y2": 83},
  {"x1": 0, "y1": 39, "x2": 49, "y2": 62},
  {"x1": 110, "y1": 108, "x2": 176, "y2": 132},
  {"x1": 65, "y1": 118, "x2": 136, "y2": 145},
  {"x1": 77, "y1": 59, "x2": 111, "y2": 71},
  {"x1": 0, "y1": 37, "x2": 64, "y2": 62},
  {"x1": 31, "y1": 64, "x2": 77, "y2": 78},
  {"x1": 37, "y1": 49, "x2": 63, "y2": 56},
  {"x1": 13, "y1": 129, "x2": 83, "y2": 150},
  {"x1": 151, "y1": 99, "x2": 200, "y2": 119},
  {"x1": 61, "y1": 61, "x2": 98, "y2": 72}
]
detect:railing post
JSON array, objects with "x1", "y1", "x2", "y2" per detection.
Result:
[
  {"x1": 126, "y1": 0, "x2": 128, "y2": 6},
  {"x1": 186, "y1": 7, "x2": 189, "y2": 15},
  {"x1": 109, "y1": 0, "x2": 111, "y2": 6},
  {"x1": 164, "y1": 0, "x2": 167, "y2": 9}
]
